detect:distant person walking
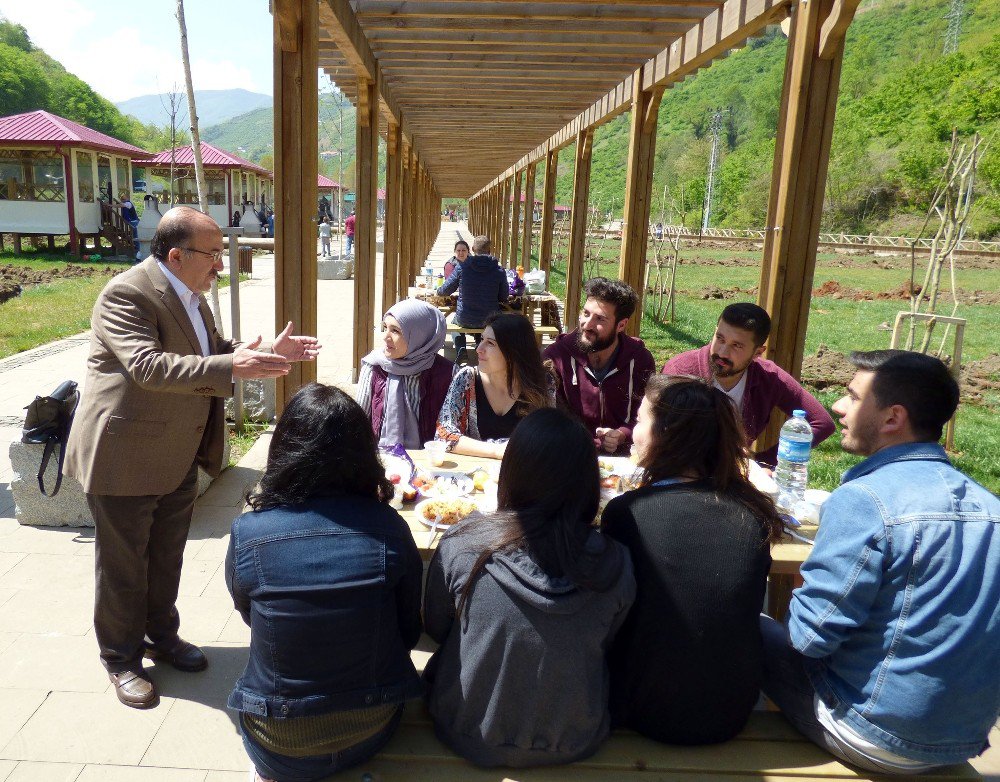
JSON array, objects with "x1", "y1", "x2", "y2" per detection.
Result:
[
  {"x1": 345, "y1": 209, "x2": 356, "y2": 258},
  {"x1": 319, "y1": 218, "x2": 332, "y2": 258}
]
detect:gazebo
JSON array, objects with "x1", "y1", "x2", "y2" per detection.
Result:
[
  {"x1": 270, "y1": 0, "x2": 863, "y2": 454},
  {"x1": 144, "y1": 142, "x2": 273, "y2": 228},
  {"x1": 0, "y1": 110, "x2": 150, "y2": 255},
  {"x1": 317, "y1": 173, "x2": 343, "y2": 222}
]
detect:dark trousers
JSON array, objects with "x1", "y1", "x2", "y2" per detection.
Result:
[
  {"x1": 88, "y1": 462, "x2": 199, "y2": 673},
  {"x1": 452, "y1": 331, "x2": 481, "y2": 365}
]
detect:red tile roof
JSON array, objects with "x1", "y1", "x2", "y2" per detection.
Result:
[
  {"x1": 145, "y1": 142, "x2": 272, "y2": 177},
  {"x1": 318, "y1": 174, "x2": 342, "y2": 188},
  {"x1": 0, "y1": 110, "x2": 150, "y2": 157}
]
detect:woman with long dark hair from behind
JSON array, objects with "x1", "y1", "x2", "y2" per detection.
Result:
[
  {"x1": 226, "y1": 383, "x2": 423, "y2": 782},
  {"x1": 424, "y1": 407, "x2": 636, "y2": 767},
  {"x1": 602, "y1": 375, "x2": 783, "y2": 746},
  {"x1": 435, "y1": 312, "x2": 554, "y2": 459}
]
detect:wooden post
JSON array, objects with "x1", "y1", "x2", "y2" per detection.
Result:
[
  {"x1": 382, "y1": 121, "x2": 403, "y2": 315},
  {"x1": 13, "y1": 234, "x2": 22, "y2": 255},
  {"x1": 353, "y1": 74, "x2": 379, "y2": 382},
  {"x1": 539, "y1": 148, "x2": 558, "y2": 276},
  {"x1": 760, "y1": 0, "x2": 848, "y2": 375},
  {"x1": 510, "y1": 170, "x2": 522, "y2": 272},
  {"x1": 273, "y1": 0, "x2": 318, "y2": 411},
  {"x1": 620, "y1": 67, "x2": 663, "y2": 338},
  {"x1": 755, "y1": 0, "x2": 852, "y2": 456},
  {"x1": 406, "y1": 152, "x2": 419, "y2": 283},
  {"x1": 566, "y1": 128, "x2": 594, "y2": 328},
  {"x1": 399, "y1": 144, "x2": 413, "y2": 292},
  {"x1": 500, "y1": 177, "x2": 512, "y2": 266},
  {"x1": 521, "y1": 162, "x2": 536, "y2": 270}
]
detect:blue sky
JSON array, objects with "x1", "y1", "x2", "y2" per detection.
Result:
[{"x1": 0, "y1": 0, "x2": 274, "y2": 102}]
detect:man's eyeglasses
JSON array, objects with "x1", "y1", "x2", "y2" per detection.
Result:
[{"x1": 180, "y1": 247, "x2": 224, "y2": 263}]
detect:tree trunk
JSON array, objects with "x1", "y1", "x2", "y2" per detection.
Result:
[{"x1": 176, "y1": 0, "x2": 223, "y2": 335}]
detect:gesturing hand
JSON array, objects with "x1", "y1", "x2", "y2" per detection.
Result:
[
  {"x1": 233, "y1": 336, "x2": 292, "y2": 380},
  {"x1": 271, "y1": 321, "x2": 321, "y2": 362},
  {"x1": 595, "y1": 427, "x2": 626, "y2": 454}
]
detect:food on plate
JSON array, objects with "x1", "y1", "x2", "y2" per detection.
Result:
[
  {"x1": 420, "y1": 497, "x2": 476, "y2": 525},
  {"x1": 401, "y1": 484, "x2": 418, "y2": 503},
  {"x1": 471, "y1": 468, "x2": 490, "y2": 492},
  {"x1": 600, "y1": 473, "x2": 639, "y2": 493},
  {"x1": 413, "y1": 471, "x2": 473, "y2": 497}
]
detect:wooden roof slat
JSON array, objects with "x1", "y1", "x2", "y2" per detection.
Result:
[
  {"x1": 354, "y1": 1, "x2": 717, "y2": 21},
  {"x1": 368, "y1": 31, "x2": 680, "y2": 46},
  {"x1": 356, "y1": 17, "x2": 694, "y2": 35}
]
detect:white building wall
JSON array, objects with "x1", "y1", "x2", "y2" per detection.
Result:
[
  {"x1": 0, "y1": 201, "x2": 68, "y2": 233},
  {"x1": 71, "y1": 148, "x2": 100, "y2": 234}
]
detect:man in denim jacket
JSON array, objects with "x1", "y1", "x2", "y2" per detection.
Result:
[{"x1": 762, "y1": 350, "x2": 999, "y2": 774}]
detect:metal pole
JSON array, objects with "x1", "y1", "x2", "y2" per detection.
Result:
[{"x1": 223, "y1": 226, "x2": 245, "y2": 432}]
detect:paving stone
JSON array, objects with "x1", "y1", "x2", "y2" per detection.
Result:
[
  {"x1": 0, "y1": 554, "x2": 92, "y2": 592},
  {"x1": 76, "y1": 766, "x2": 205, "y2": 781},
  {"x1": 0, "y1": 589, "x2": 93, "y2": 635},
  {"x1": 2, "y1": 692, "x2": 170, "y2": 765},
  {"x1": 0, "y1": 634, "x2": 108, "y2": 693},
  {"x1": 3, "y1": 761, "x2": 84, "y2": 781},
  {"x1": 0, "y1": 760, "x2": 15, "y2": 782},
  {"x1": 0, "y1": 553, "x2": 25, "y2": 578},
  {"x1": 0, "y1": 690, "x2": 48, "y2": 752}
]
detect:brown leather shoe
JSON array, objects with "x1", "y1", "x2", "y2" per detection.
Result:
[
  {"x1": 109, "y1": 668, "x2": 159, "y2": 709},
  {"x1": 144, "y1": 638, "x2": 208, "y2": 672}
]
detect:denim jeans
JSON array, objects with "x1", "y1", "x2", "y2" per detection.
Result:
[
  {"x1": 241, "y1": 705, "x2": 402, "y2": 782},
  {"x1": 759, "y1": 615, "x2": 935, "y2": 776},
  {"x1": 452, "y1": 331, "x2": 481, "y2": 365},
  {"x1": 346, "y1": 234, "x2": 354, "y2": 256}
]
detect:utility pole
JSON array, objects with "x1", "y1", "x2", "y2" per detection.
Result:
[
  {"x1": 701, "y1": 109, "x2": 726, "y2": 233},
  {"x1": 944, "y1": 0, "x2": 965, "y2": 55}
]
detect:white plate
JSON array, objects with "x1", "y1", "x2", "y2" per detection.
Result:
[
  {"x1": 804, "y1": 489, "x2": 832, "y2": 506},
  {"x1": 414, "y1": 498, "x2": 477, "y2": 528},
  {"x1": 598, "y1": 455, "x2": 640, "y2": 477},
  {"x1": 415, "y1": 471, "x2": 473, "y2": 498}
]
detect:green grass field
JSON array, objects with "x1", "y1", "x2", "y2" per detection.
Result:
[{"x1": 545, "y1": 242, "x2": 1000, "y2": 494}]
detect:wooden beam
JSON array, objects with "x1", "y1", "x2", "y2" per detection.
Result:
[
  {"x1": 273, "y1": 0, "x2": 318, "y2": 411},
  {"x1": 358, "y1": 17, "x2": 693, "y2": 35},
  {"x1": 619, "y1": 67, "x2": 660, "y2": 338},
  {"x1": 353, "y1": 75, "x2": 380, "y2": 382},
  {"x1": 756, "y1": 0, "x2": 846, "y2": 450},
  {"x1": 500, "y1": 176, "x2": 512, "y2": 266},
  {"x1": 383, "y1": 120, "x2": 403, "y2": 315},
  {"x1": 818, "y1": 0, "x2": 861, "y2": 60},
  {"x1": 355, "y1": 2, "x2": 718, "y2": 22},
  {"x1": 566, "y1": 128, "x2": 593, "y2": 328},
  {"x1": 521, "y1": 162, "x2": 536, "y2": 270},
  {"x1": 538, "y1": 147, "x2": 559, "y2": 276},
  {"x1": 510, "y1": 169, "x2": 522, "y2": 272}
]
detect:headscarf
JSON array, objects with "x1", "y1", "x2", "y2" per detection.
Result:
[{"x1": 362, "y1": 299, "x2": 446, "y2": 447}]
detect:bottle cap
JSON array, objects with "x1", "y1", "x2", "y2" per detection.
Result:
[{"x1": 793, "y1": 409, "x2": 806, "y2": 418}]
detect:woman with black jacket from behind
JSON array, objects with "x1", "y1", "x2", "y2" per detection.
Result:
[
  {"x1": 423, "y1": 407, "x2": 635, "y2": 767},
  {"x1": 602, "y1": 375, "x2": 783, "y2": 745}
]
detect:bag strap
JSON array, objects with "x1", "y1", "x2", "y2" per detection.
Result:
[{"x1": 37, "y1": 434, "x2": 65, "y2": 497}]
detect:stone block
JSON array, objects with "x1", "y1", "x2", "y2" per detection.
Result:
[
  {"x1": 9, "y1": 436, "x2": 231, "y2": 527},
  {"x1": 317, "y1": 256, "x2": 354, "y2": 280},
  {"x1": 225, "y1": 378, "x2": 275, "y2": 423}
]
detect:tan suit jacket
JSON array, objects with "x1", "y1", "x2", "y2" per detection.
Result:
[{"x1": 65, "y1": 257, "x2": 236, "y2": 496}]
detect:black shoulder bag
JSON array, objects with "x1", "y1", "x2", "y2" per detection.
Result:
[{"x1": 21, "y1": 380, "x2": 80, "y2": 497}]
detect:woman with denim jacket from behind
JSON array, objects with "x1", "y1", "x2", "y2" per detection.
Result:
[
  {"x1": 225, "y1": 383, "x2": 423, "y2": 782},
  {"x1": 424, "y1": 407, "x2": 636, "y2": 767},
  {"x1": 601, "y1": 375, "x2": 783, "y2": 745}
]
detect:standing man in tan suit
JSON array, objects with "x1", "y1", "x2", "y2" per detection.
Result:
[{"x1": 65, "y1": 207, "x2": 320, "y2": 709}]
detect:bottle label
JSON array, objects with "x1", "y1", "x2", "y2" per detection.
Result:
[{"x1": 778, "y1": 438, "x2": 811, "y2": 463}]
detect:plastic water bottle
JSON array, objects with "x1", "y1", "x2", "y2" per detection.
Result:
[{"x1": 775, "y1": 410, "x2": 812, "y2": 514}]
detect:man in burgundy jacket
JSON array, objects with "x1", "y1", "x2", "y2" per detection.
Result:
[
  {"x1": 544, "y1": 278, "x2": 655, "y2": 454},
  {"x1": 662, "y1": 302, "x2": 834, "y2": 464}
]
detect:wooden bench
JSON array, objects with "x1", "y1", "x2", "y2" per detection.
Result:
[
  {"x1": 446, "y1": 322, "x2": 560, "y2": 349},
  {"x1": 337, "y1": 644, "x2": 998, "y2": 781}
]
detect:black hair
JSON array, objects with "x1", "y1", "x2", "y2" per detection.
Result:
[
  {"x1": 583, "y1": 277, "x2": 638, "y2": 322},
  {"x1": 150, "y1": 215, "x2": 196, "y2": 262},
  {"x1": 450, "y1": 408, "x2": 617, "y2": 616},
  {"x1": 246, "y1": 383, "x2": 392, "y2": 511},
  {"x1": 719, "y1": 303, "x2": 771, "y2": 347},
  {"x1": 848, "y1": 350, "x2": 959, "y2": 442},
  {"x1": 483, "y1": 312, "x2": 551, "y2": 416}
]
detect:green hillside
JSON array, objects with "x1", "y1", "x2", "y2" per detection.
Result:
[
  {"x1": 554, "y1": 0, "x2": 1000, "y2": 238},
  {"x1": 202, "y1": 92, "x2": 360, "y2": 185}
]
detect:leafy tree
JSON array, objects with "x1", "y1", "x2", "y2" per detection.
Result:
[{"x1": 0, "y1": 42, "x2": 50, "y2": 114}]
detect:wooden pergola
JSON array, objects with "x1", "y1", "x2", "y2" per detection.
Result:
[{"x1": 271, "y1": 0, "x2": 861, "y2": 415}]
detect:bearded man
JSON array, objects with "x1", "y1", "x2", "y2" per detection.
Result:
[
  {"x1": 544, "y1": 277, "x2": 655, "y2": 454},
  {"x1": 661, "y1": 302, "x2": 833, "y2": 465}
]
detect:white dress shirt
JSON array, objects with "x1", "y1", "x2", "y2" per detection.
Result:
[{"x1": 157, "y1": 260, "x2": 211, "y2": 356}]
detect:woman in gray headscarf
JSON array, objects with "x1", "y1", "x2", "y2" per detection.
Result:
[{"x1": 357, "y1": 299, "x2": 455, "y2": 449}]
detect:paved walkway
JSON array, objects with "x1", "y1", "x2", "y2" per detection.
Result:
[{"x1": 0, "y1": 223, "x2": 465, "y2": 781}]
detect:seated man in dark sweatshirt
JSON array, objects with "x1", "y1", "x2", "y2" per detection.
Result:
[
  {"x1": 661, "y1": 302, "x2": 834, "y2": 464},
  {"x1": 436, "y1": 235, "x2": 508, "y2": 365},
  {"x1": 544, "y1": 278, "x2": 655, "y2": 454}
]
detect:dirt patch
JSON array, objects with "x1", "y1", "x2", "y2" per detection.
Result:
[
  {"x1": 679, "y1": 285, "x2": 759, "y2": 300},
  {"x1": 800, "y1": 345, "x2": 857, "y2": 390},
  {"x1": 0, "y1": 263, "x2": 120, "y2": 303},
  {"x1": 811, "y1": 279, "x2": 924, "y2": 301},
  {"x1": 962, "y1": 354, "x2": 1000, "y2": 404}
]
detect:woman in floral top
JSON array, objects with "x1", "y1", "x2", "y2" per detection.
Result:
[{"x1": 436, "y1": 313, "x2": 555, "y2": 459}]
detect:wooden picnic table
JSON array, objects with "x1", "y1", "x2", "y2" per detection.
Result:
[{"x1": 396, "y1": 451, "x2": 811, "y2": 617}]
